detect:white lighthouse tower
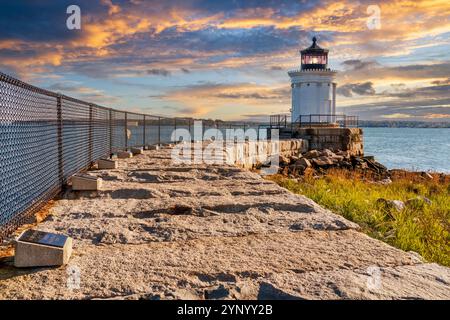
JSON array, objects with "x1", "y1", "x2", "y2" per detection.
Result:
[{"x1": 288, "y1": 37, "x2": 337, "y2": 124}]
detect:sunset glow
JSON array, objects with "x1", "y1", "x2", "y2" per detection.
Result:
[{"x1": 1, "y1": 0, "x2": 449, "y2": 121}]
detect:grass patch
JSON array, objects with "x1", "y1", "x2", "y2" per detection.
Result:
[{"x1": 268, "y1": 169, "x2": 450, "y2": 266}]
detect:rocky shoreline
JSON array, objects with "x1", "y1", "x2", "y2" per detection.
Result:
[{"x1": 277, "y1": 148, "x2": 448, "y2": 182}]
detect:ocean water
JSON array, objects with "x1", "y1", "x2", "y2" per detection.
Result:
[{"x1": 363, "y1": 127, "x2": 450, "y2": 173}]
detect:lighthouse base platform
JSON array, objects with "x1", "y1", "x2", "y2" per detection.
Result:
[{"x1": 278, "y1": 127, "x2": 363, "y2": 156}]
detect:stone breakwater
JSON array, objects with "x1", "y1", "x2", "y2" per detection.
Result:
[{"x1": 0, "y1": 143, "x2": 449, "y2": 299}]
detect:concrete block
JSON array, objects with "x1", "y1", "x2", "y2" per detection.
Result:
[
  {"x1": 117, "y1": 151, "x2": 133, "y2": 158},
  {"x1": 147, "y1": 145, "x2": 160, "y2": 150},
  {"x1": 72, "y1": 174, "x2": 102, "y2": 191},
  {"x1": 14, "y1": 229, "x2": 72, "y2": 268},
  {"x1": 97, "y1": 158, "x2": 118, "y2": 170},
  {"x1": 131, "y1": 147, "x2": 143, "y2": 155}
]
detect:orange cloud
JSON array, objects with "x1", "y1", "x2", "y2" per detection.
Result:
[{"x1": 423, "y1": 113, "x2": 450, "y2": 119}]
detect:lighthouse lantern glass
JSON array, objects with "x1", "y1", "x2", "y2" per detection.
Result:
[{"x1": 302, "y1": 54, "x2": 327, "y2": 65}]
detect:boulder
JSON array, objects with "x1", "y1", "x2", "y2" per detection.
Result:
[
  {"x1": 318, "y1": 156, "x2": 334, "y2": 165},
  {"x1": 320, "y1": 149, "x2": 335, "y2": 157},
  {"x1": 338, "y1": 151, "x2": 351, "y2": 159},
  {"x1": 290, "y1": 164, "x2": 305, "y2": 173},
  {"x1": 421, "y1": 172, "x2": 433, "y2": 180},
  {"x1": 376, "y1": 198, "x2": 405, "y2": 212},
  {"x1": 296, "y1": 158, "x2": 312, "y2": 168},
  {"x1": 405, "y1": 196, "x2": 432, "y2": 208},
  {"x1": 279, "y1": 155, "x2": 290, "y2": 165},
  {"x1": 378, "y1": 178, "x2": 392, "y2": 185},
  {"x1": 312, "y1": 157, "x2": 333, "y2": 167},
  {"x1": 331, "y1": 155, "x2": 344, "y2": 163},
  {"x1": 304, "y1": 150, "x2": 320, "y2": 159}
]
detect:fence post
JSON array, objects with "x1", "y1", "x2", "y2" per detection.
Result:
[
  {"x1": 143, "y1": 114, "x2": 146, "y2": 148},
  {"x1": 158, "y1": 117, "x2": 161, "y2": 145},
  {"x1": 56, "y1": 95, "x2": 64, "y2": 188},
  {"x1": 124, "y1": 112, "x2": 128, "y2": 150},
  {"x1": 88, "y1": 104, "x2": 93, "y2": 165},
  {"x1": 109, "y1": 109, "x2": 113, "y2": 156},
  {"x1": 290, "y1": 120, "x2": 293, "y2": 138},
  {"x1": 173, "y1": 118, "x2": 177, "y2": 143},
  {"x1": 188, "y1": 118, "x2": 191, "y2": 139}
]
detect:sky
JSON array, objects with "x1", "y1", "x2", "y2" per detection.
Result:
[{"x1": 0, "y1": 0, "x2": 449, "y2": 121}]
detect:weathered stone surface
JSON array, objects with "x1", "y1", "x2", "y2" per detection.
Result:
[
  {"x1": 377, "y1": 198, "x2": 405, "y2": 212},
  {"x1": 294, "y1": 127, "x2": 363, "y2": 156},
  {"x1": 405, "y1": 196, "x2": 432, "y2": 207},
  {"x1": 0, "y1": 144, "x2": 448, "y2": 300},
  {"x1": 71, "y1": 174, "x2": 102, "y2": 191},
  {"x1": 14, "y1": 231, "x2": 72, "y2": 268},
  {"x1": 131, "y1": 147, "x2": 143, "y2": 155},
  {"x1": 320, "y1": 149, "x2": 335, "y2": 157},
  {"x1": 296, "y1": 158, "x2": 312, "y2": 168},
  {"x1": 97, "y1": 159, "x2": 118, "y2": 170},
  {"x1": 304, "y1": 150, "x2": 320, "y2": 159},
  {"x1": 117, "y1": 151, "x2": 133, "y2": 159},
  {"x1": 312, "y1": 157, "x2": 332, "y2": 167}
]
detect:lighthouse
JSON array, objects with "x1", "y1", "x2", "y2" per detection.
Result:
[{"x1": 288, "y1": 37, "x2": 337, "y2": 124}]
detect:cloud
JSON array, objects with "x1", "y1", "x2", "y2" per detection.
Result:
[
  {"x1": 270, "y1": 66, "x2": 283, "y2": 70},
  {"x1": 383, "y1": 84, "x2": 450, "y2": 99},
  {"x1": 337, "y1": 81, "x2": 376, "y2": 97},
  {"x1": 423, "y1": 113, "x2": 450, "y2": 119},
  {"x1": 431, "y1": 78, "x2": 450, "y2": 85},
  {"x1": 1, "y1": 0, "x2": 450, "y2": 120},
  {"x1": 45, "y1": 81, "x2": 120, "y2": 104},
  {"x1": 380, "y1": 113, "x2": 413, "y2": 119},
  {"x1": 146, "y1": 68, "x2": 171, "y2": 76},
  {"x1": 341, "y1": 59, "x2": 379, "y2": 70},
  {"x1": 337, "y1": 62, "x2": 450, "y2": 85}
]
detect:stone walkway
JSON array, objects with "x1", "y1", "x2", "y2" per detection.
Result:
[{"x1": 0, "y1": 146, "x2": 449, "y2": 299}]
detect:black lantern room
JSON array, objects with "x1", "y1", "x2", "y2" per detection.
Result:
[{"x1": 300, "y1": 37, "x2": 328, "y2": 70}]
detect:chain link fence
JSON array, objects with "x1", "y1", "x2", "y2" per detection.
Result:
[{"x1": 0, "y1": 72, "x2": 263, "y2": 241}]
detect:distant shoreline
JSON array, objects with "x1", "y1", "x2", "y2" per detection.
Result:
[{"x1": 358, "y1": 121, "x2": 450, "y2": 128}]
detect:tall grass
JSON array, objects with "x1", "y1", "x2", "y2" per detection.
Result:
[{"x1": 269, "y1": 169, "x2": 450, "y2": 266}]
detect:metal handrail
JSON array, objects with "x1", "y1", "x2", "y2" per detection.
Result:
[
  {"x1": 294, "y1": 114, "x2": 358, "y2": 128},
  {"x1": 269, "y1": 114, "x2": 359, "y2": 128}
]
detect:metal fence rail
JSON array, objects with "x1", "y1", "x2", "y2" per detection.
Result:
[
  {"x1": 295, "y1": 114, "x2": 359, "y2": 128},
  {"x1": 269, "y1": 114, "x2": 359, "y2": 128},
  {"x1": 0, "y1": 72, "x2": 262, "y2": 241}
]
